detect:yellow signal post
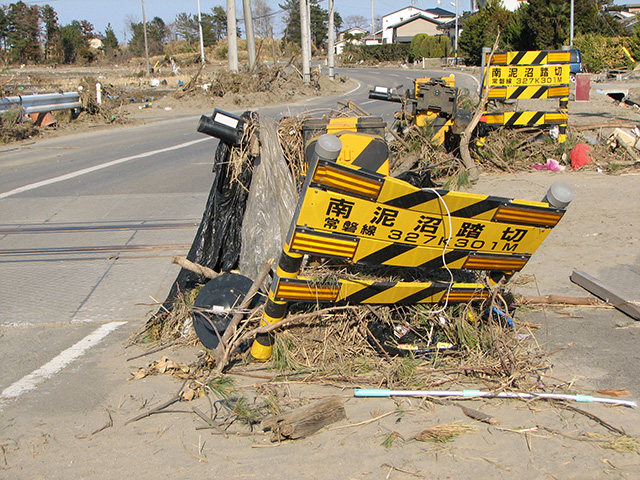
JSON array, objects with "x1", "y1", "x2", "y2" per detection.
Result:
[{"x1": 482, "y1": 49, "x2": 571, "y2": 141}]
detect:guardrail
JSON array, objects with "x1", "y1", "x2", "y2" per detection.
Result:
[{"x1": 0, "y1": 92, "x2": 82, "y2": 115}]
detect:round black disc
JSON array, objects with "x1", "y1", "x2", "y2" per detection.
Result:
[{"x1": 192, "y1": 273, "x2": 261, "y2": 349}]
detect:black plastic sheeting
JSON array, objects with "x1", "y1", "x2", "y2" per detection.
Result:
[{"x1": 161, "y1": 133, "x2": 256, "y2": 311}]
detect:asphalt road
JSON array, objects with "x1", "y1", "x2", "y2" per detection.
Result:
[{"x1": 0, "y1": 67, "x2": 480, "y2": 411}]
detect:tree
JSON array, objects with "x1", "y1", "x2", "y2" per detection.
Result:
[
  {"x1": 309, "y1": 1, "x2": 327, "y2": 49},
  {"x1": 128, "y1": 16, "x2": 169, "y2": 56},
  {"x1": 6, "y1": 1, "x2": 41, "y2": 63},
  {"x1": 203, "y1": 6, "x2": 229, "y2": 43},
  {"x1": 280, "y1": 0, "x2": 339, "y2": 50},
  {"x1": 103, "y1": 23, "x2": 119, "y2": 51},
  {"x1": 519, "y1": 0, "x2": 569, "y2": 50},
  {"x1": 253, "y1": 0, "x2": 274, "y2": 38},
  {"x1": 0, "y1": 7, "x2": 11, "y2": 62},
  {"x1": 458, "y1": 0, "x2": 513, "y2": 65},
  {"x1": 574, "y1": 0, "x2": 625, "y2": 36},
  {"x1": 59, "y1": 20, "x2": 95, "y2": 64},
  {"x1": 173, "y1": 12, "x2": 198, "y2": 43},
  {"x1": 41, "y1": 4, "x2": 60, "y2": 62},
  {"x1": 344, "y1": 15, "x2": 368, "y2": 30}
]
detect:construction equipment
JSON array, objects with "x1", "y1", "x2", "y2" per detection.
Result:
[{"x1": 369, "y1": 75, "x2": 465, "y2": 148}]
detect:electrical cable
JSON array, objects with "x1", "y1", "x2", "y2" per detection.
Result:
[{"x1": 420, "y1": 187, "x2": 454, "y2": 316}]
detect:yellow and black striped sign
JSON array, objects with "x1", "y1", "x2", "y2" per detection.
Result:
[
  {"x1": 415, "y1": 113, "x2": 453, "y2": 146},
  {"x1": 304, "y1": 118, "x2": 390, "y2": 176},
  {"x1": 306, "y1": 131, "x2": 390, "y2": 176},
  {"x1": 486, "y1": 50, "x2": 571, "y2": 66},
  {"x1": 285, "y1": 159, "x2": 568, "y2": 272},
  {"x1": 309, "y1": 159, "x2": 565, "y2": 226},
  {"x1": 488, "y1": 85, "x2": 570, "y2": 100},
  {"x1": 291, "y1": 226, "x2": 533, "y2": 271},
  {"x1": 487, "y1": 65, "x2": 569, "y2": 87},
  {"x1": 273, "y1": 277, "x2": 489, "y2": 305},
  {"x1": 482, "y1": 111, "x2": 568, "y2": 127}
]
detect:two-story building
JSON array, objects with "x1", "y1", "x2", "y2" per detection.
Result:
[
  {"x1": 334, "y1": 26, "x2": 369, "y2": 55},
  {"x1": 381, "y1": 7, "x2": 455, "y2": 44}
]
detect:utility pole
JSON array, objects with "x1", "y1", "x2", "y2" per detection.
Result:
[
  {"x1": 306, "y1": 0, "x2": 312, "y2": 64},
  {"x1": 227, "y1": 0, "x2": 239, "y2": 73},
  {"x1": 242, "y1": 0, "x2": 256, "y2": 69},
  {"x1": 141, "y1": 0, "x2": 150, "y2": 76},
  {"x1": 454, "y1": 0, "x2": 459, "y2": 59},
  {"x1": 197, "y1": 0, "x2": 206, "y2": 65},
  {"x1": 371, "y1": 0, "x2": 374, "y2": 39},
  {"x1": 570, "y1": 0, "x2": 575, "y2": 48},
  {"x1": 300, "y1": 0, "x2": 310, "y2": 84},
  {"x1": 328, "y1": 0, "x2": 335, "y2": 80}
]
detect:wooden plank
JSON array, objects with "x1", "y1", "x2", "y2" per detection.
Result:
[
  {"x1": 261, "y1": 397, "x2": 346, "y2": 441},
  {"x1": 570, "y1": 270, "x2": 640, "y2": 321}
]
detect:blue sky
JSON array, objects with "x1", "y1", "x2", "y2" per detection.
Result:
[
  {"x1": 22, "y1": 0, "x2": 630, "y2": 43},
  {"x1": 23, "y1": 0, "x2": 458, "y2": 42}
]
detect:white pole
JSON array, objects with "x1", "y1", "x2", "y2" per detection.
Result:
[
  {"x1": 570, "y1": 0, "x2": 574, "y2": 48},
  {"x1": 328, "y1": 0, "x2": 335, "y2": 80},
  {"x1": 227, "y1": 0, "x2": 239, "y2": 72},
  {"x1": 454, "y1": 0, "x2": 459, "y2": 59},
  {"x1": 371, "y1": 0, "x2": 374, "y2": 39},
  {"x1": 300, "y1": 0, "x2": 310, "y2": 84},
  {"x1": 354, "y1": 389, "x2": 637, "y2": 408},
  {"x1": 141, "y1": 0, "x2": 150, "y2": 76},
  {"x1": 306, "y1": 0, "x2": 312, "y2": 62},
  {"x1": 242, "y1": 0, "x2": 256, "y2": 69},
  {"x1": 197, "y1": 0, "x2": 206, "y2": 65}
]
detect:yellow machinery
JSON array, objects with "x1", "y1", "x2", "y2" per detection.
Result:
[{"x1": 369, "y1": 74, "x2": 463, "y2": 147}]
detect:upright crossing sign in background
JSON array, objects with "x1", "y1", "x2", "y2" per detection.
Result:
[{"x1": 481, "y1": 48, "x2": 571, "y2": 142}]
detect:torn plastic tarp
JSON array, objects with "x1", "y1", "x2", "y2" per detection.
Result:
[
  {"x1": 239, "y1": 117, "x2": 297, "y2": 281},
  {"x1": 161, "y1": 124, "x2": 256, "y2": 310}
]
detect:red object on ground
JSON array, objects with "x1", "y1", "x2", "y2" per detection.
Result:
[
  {"x1": 575, "y1": 73, "x2": 590, "y2": 101},
  {"x1": 570, "y1": 143, "x2": 593, "y2": 170}
]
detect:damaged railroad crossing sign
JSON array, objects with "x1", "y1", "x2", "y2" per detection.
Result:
[{"x1": 250, "y1": 132, "x2": 571, "y2": 360}]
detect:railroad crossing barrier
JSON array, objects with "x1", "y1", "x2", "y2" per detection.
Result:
[
  {"x1": 481, "y1": 48, "x2": 571, "y2": 142},
  {"x1": 250, "y1": 132, "x2": 572, "y2": 360}
]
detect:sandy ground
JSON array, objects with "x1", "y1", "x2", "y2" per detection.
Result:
[{"x1": 1, "y1": 66, "x2": 640, "y2": 479}]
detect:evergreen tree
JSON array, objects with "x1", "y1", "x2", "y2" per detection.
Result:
[
  {"x1": 458, "y1": 0, "x2": 513, "y2": 65},
  {"x1": 103, "y1": 23, "x2": 119, "y2": 51},
  {"x1": 206, "y1": 6, "x2": 230, "y2": 43},
  {"x1": 173, "y1": 12, "x2": 198, "y2": 43},
  {"x1": 128, "y1": 16, "x2": 169, "y2": 56},
  {"x1": 6, "y1": 1, "x2": 41, "y2": 63},
  {"x1": 519, "y1": 0, "x2": 569, "y2": 49},
  {"x1": 0, "y1": 7, "x2": 10, "y2": 62},
  {"x1": 575, "y1": 0, "x2": 625, "y2": 36},
  {"x1": 41, "y1": 4, "x2": 60, "y2": 62},
  {"x1": 59, "y1": 20, "x2": 95, "y2": 64},
  {"x1": 280, "y1": 0, "x2": 340, "y2": 49}
]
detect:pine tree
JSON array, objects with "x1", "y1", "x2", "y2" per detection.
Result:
[{"x1": 6, "y1": 1, "x2": 42, "y2": 63}]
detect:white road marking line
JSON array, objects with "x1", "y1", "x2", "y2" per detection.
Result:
[
  {"x1": 0, "y1": 321, "x2": 127, "y2": 404},
  {"x1": 361, "y1": 100, "x2": 377, "y2": 105},
  {"x1": 0, "y1": 138, "x2": 210, "y2": 199}
]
